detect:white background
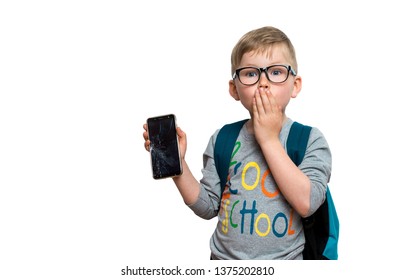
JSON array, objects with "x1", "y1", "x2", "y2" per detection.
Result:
[{"x1": 1, "y1": 0, "x2": 394, "y2": 279}]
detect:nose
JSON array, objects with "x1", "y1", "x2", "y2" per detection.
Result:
[{"x1": 257, "y1": 72, "x2": 270, "y2": 89}]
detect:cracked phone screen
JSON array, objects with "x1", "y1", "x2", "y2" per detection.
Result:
[{"x1": 147, "y1": 114, "x2": 182, "y2": 179}]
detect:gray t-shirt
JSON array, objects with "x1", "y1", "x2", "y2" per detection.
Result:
[{"x1": 188, "y1": 118, "x2": 331, "y2": 260}]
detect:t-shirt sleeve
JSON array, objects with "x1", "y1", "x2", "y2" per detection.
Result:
[
  {"x1": 187, "y1": 131, "x2": 223, "y2": 220},
  {"x1": 298, "y1": 127, "x2": 332, "y2": 216}
]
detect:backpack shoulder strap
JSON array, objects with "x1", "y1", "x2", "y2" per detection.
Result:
[
  {"x1": 214, "y1": 119, "x2": 248, "y2": 194},
  {"x1": 286, "y1": 121, "x2": 312, "y2": 165}
]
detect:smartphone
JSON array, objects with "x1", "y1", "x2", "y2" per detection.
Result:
[{"x1": 147, "y1": 114, "x2": 183, "y2": 179}]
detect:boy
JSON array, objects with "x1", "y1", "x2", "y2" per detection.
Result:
[{"x1": 143, "y1": 26, "x2": 331, "y2": 260}]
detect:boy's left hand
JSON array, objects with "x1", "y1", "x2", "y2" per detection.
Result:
[{"x1": 252, "y1": 87, "x2": 283, "y2": 146}]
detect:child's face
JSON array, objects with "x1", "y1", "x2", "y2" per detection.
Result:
[{"x1": 229, "y1": 47, "x2": 301, "y2": 117}]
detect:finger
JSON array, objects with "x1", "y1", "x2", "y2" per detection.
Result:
[
  {"x1": 265, "y1": 90, "x2": 281, "y2": 113},
  {"x1": 260, "y1": 88, "x2": 273, "y2": 113},
  {"x1": 143, "y1": 124, "x2": 148, "y2": 140},
  {"x1": 254, "y1": 88, "x2": 265, "y2": 116},
  {"x1": 176, "y1": 127, "x2": 187, "y2": 144},
  {"x1": 252, "y1": 93, "x2": 258, "y2": 117},
  {"x1": 144, "y1": 140, "x2": 151, "y2": 152},
  {"x1": 143, "y1": 130, "x2": 149, "y2": 141},
  {"x1": 176, "y1": 126, "x2": 184, "y2": 137}
]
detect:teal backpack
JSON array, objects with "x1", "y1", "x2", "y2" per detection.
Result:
[{"x1": 214, "y1": 119, "x2": 339, "y2": 260}]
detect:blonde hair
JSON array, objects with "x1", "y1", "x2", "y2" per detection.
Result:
[{"x1": 230, "y1": 26, "x2": 298, "y2": 75}]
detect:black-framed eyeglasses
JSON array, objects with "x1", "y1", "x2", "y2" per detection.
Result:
[{"x1": 232, "y1": 65, "x2": 297, "y2": 85}]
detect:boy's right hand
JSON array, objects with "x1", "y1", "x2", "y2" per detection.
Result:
[{"x1": 142, "y1": 124, "x2": 187, "y2": 160}]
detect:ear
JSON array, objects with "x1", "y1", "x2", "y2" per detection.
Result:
[
  {"x1": 291, "y1": 75, "x2": 302, "y2": 98},
  {"x1": 229, "y1": 80, "x2": 240, "y2": 101}
]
